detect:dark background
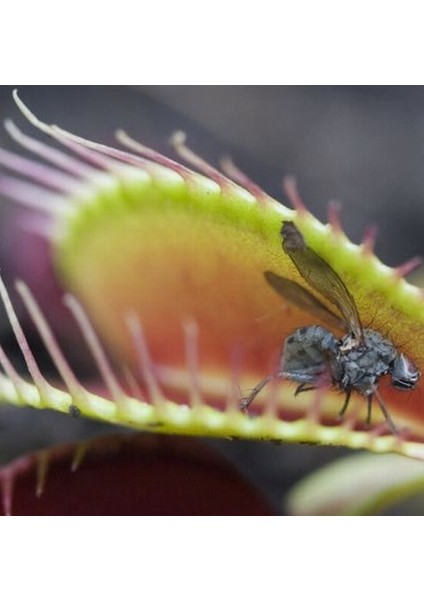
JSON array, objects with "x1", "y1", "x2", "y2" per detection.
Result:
[{"x1": 0, "y1": 86, "x2": 423, "y2": 513}]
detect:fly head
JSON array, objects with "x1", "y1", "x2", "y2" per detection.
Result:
[{"x1": 391, "y1": 353, "x2": 420, "y2": 391}]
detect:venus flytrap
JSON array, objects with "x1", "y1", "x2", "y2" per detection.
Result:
[{"x1": 0, "y1": 89, "x2": 423, "y2": 476}]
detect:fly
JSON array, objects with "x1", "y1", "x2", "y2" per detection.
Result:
[{"x1": 240, "y1": 221, "x2": 420, "y2": 434}]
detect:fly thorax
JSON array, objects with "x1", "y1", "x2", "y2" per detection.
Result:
[
  {"x1": 337, "y1": 329, "x2": 398, "y2": 393},
  {"x1": 339, "y1": 333, "x2": 359, "y2": 354}
]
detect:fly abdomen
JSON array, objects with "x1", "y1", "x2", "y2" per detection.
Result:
[{"x1": 281, "y1": 325, "x2": 338, "y2": 384}]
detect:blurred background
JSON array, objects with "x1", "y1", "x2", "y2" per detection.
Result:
[{"x1": 0, "y1": 85, "x2": 423, "y2": 513}]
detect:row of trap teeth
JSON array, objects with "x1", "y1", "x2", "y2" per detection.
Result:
[
  {"x1": 0, "y1": 90, "x2": 422, "y2": 279},
  {"x1": 0, "y1": 273, "x2": 232, "y2": 420},
  {"x1": 0, "y1": 275, "x2": 162, "y2": 413}
]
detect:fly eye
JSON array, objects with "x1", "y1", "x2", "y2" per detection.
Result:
[
  {"x1": 391, "y1": 354, "x2": 420, "y2": 390},
  {"x1": 393, "y1": 378, "x2": 417, "y2": 390}
]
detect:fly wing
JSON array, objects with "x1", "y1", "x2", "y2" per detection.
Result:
[
  {"x1": 280, "y1": 221, "x2": 363, "y2": 341},
  {"x1": 264, "y1": 271, "x2": 346, "y2": 331}
]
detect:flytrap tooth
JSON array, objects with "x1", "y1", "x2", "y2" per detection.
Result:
[
  {"x1": 52, "y1": 128, "x2": 164, "y2": 179},
  {"x1": 226, "y1": 345, "x2": 244, "y2": 413},
  {"x1": 13, "y1": 90, "x2": 121, "y2": 172},
  {"x1": 63, "y1": 294, "x2": 125, "y2": 406},
  {"x1": 125, "y1": 312, "x2": 164, "y2": 407},
  {"x1": 4, "y1": 119, "x2": 94, "y2": 178},
  {"x1": 35, "y1": 450, "x2": 50, "y2": 498},
  {"x1": 183, "y1": 319, "x2": 202, "y2": 408},
  {"x1": 262, "y1": 376, "x2": 281, "y2": 419},
  {"x1": 327, "y1": 200, "x2": 343, "y2": 235},
  {"x1": 219, "y1": 155, "x2": 270, "y2": 204},
  {"x1": 0, "y1": 173, "x2": 70, "y2": 215},
  {"x1": 338, "y1": 406, "x2": 360, "y2": 432},
  {"x1": 282, "y1": 175, "x2": 308, "y2": 214},
  {"x1": 0, "y1": 146, "x2": 79, "y2": 193},
  {"x1": 121, "y1": 364, "x2": 146, "y2": 402},
  {"x1": 0, "y1": 275, "x2": 51, "y2": 404},
  {"x1": 306, "y1": 384, "x2": 327, "y2": 424},
  {"x1": 0, "y1": 341, "x2": 31, "y2": 402},
  {"x1": 116, "y1": 129, "x2": 192, "y2": 178},
  {"x1": 367, "y1": 422, "x2": 393, "y2": 440},
  {"x1": 13, "y1": 89, "x2": 58, "y2": 138},
  {"x1": 71, "y1": 441, "x2": 90, "y2": 472},
  {"x1": 169, "y1": 131, "x2": 241, "y2": 192},
  {"x1": 50, "y1": 130, "x2": 120, "y2": 171},
  {"x1": 360, "y1": 224, "x2": 378, "y2": 255},
  {"x1": 393, "y1": 256, "x2": 423, "y2": 279},
  {"x1": 1, "y1": 472, "x2": 13, "y2": 516},
  {"x1": 15, "y1": 280, "x2": 88, "y2": 410},
  {"x1": 13, "y1": 90, "x2": 112, "y2": 169},
  {"x1": 226, "y1": 377, "x2": 241, "y2": 413},
  {"x1": 0, "y1": 456, "x2": 32, "y2": 516},
  {"x1": 390, "y1": 427, "x2": 409, "y2": 448}
]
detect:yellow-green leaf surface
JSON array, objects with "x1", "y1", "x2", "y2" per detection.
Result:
[{"x1": 1, "y1": 92, "x2": 424, "y2": 459}]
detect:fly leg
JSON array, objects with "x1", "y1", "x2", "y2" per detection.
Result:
[
  {"x1": 366, "y1": 394, "x2": 373, "y2": 427},
  {"x1": 294, "y1": 383, "x2": 316, "y2": 396},
  {"x1": 240, "y1": 374, "x2": 277, "y2": 412},
  {"x1": 338, "y1": 388, "x2": 352, "y2": 418},
  {"x1": 373, "y1": 389, "x2": 398, "y2": 435}
]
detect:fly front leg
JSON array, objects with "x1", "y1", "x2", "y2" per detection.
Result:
[{"x1": 240, "y1": 374, "x2": 278, "y2": 412}]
